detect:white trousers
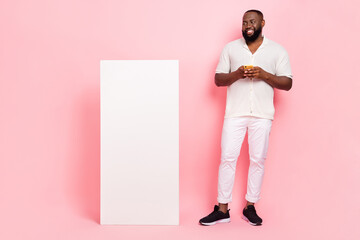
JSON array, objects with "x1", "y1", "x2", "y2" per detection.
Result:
[{"x1": 217, "y1": 117, "x2": 272, "y2": 204}]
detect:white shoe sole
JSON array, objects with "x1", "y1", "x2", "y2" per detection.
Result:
[
  {"x1": 200, "y1": 218, "x2": 230, "y2": 226},
  {"x1": 242, "y1": 215, "x2": 261, "y2": 226}
]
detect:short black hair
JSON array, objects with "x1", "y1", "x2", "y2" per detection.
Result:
[{"x1": 245, "y1": 9, "x2": 264, "y2": 20}]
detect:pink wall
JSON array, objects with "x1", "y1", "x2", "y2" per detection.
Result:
[{"x1": 1, "y1": 0, "x2": 359, "y2": 239}]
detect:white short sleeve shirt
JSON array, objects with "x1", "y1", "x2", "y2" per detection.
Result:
[{"x1": 216, "y1": 36, "x2": 292, "y2": 120}]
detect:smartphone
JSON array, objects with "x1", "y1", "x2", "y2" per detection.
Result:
[{"x1": 244, "y1": 65, "x2": 253, "y2": 70}]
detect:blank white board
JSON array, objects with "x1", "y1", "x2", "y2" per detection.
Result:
[{"x1": 100, "y1": 60, "x2": 179, "y2": 225}]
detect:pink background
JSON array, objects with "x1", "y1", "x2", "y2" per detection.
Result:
[{"x1": 1, "y1": 0, "x2": 359, "y2": 239}]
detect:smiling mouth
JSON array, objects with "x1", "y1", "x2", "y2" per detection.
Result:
[{"x1": 246, "y1": 29, "x2": 254, "y2": 35}]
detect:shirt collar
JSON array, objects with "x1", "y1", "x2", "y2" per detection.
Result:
[{"x1": 241, "y1": 35, "x2": 268, "y2": 50}]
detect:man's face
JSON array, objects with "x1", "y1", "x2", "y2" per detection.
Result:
[{"x1": 242, "y1": 12, "x2": 263, "y2": 42}]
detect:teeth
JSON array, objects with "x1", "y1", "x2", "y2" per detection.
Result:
[{"x1": 247, "y1": 29, "x2": 254, "y2": 34}]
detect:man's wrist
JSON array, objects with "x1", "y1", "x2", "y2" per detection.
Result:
[{"x1": 263, "y1": 71, "x2": 271, "y2": 82}]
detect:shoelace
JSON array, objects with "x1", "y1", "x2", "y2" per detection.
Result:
[
  {"x1": 246, "y1": 207, "x2": 259, "y2": 219},
  {"x1": 207, "y1": 210, "x2": 221, "y2": 217}
]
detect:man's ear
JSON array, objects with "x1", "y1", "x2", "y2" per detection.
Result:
[{"x1": 261, "y1": 19, "x2": 265, "y2": 28}]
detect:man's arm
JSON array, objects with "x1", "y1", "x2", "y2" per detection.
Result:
[
  {"x1": 215, "y1": 66, "x2": 246, "y2": 87},
  {"x1": 245, "y1": 67, "x2": 292, "y2": 91}
]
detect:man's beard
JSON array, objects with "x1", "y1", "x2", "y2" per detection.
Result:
[{"x1": 242, "y1": 26, "x2": 262, "y2": 42}]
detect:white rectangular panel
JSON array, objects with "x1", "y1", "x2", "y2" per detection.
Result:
[{"x1": 100, "y1": 60, "x2": 179, "y2": 225}]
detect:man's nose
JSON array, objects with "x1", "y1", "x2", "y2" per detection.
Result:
[{"x1": 248, "y1": 23, "x2": 255, "y2": 28}]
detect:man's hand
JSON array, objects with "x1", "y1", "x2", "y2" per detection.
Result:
[
  {"x1": 244, "y1": 66, "x2": 292, "y2": 91},
  {"x1": 215, "y1": 66, "x2": 247, "y2": 87},
  {"x1": 244, "y1": 66, "x2": 268, "y2": 80},
  {"x1": 235, "y1": 66, "x2": 247, "y2": 79}
]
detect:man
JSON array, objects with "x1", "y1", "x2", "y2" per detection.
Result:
[{"x1": 199, "y1": 9, "x2": 292, "y2": 226}]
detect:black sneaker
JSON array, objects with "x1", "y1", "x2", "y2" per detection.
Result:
[
  {"x1": 242, "y1": 205, "x2": 263, "y2": 226},
  {"x1": 199, "y1": 205, "x2": 230, "y2": 226}
]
